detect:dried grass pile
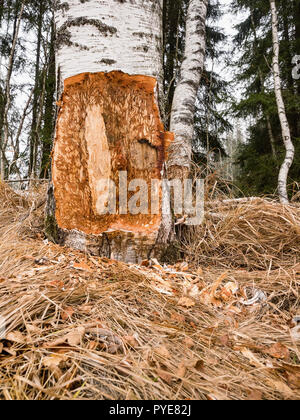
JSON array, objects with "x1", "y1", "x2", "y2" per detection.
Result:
[
  {"x1": 0, "y1": 183, "x2": 299, "y2": 400},
  {"x1": 184, "y1": 198, "x2": 300, "y2": 270}
]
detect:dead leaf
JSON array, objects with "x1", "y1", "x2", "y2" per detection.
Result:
[
  {"x1": 155, "y1": 345, "x2": 170, "y2": 359},
  {"x1": 140, "y1": 260, "x2": 150, "y2": 267},
  {"x1": 61, "y1": 306, "x2": 75, "y2": 321},
  {"x1": 227, "y1": 304, "x2": 242, "y2": 314},
  {"x1": 196, "y1": 267, "x2": 203, "y2": 276},
  {"x1": 171, "y1": 313, "x2": 186, "y2": 323},
  {"x1": 180, "y1": 262, "x2": 189, "y2": 272},
  {"x1": 199, "y1": 291, "x2": 212, "y2": 305},
  {"x1": 26, "y1": 324, "x2": 42, "y2": 335},
  {"x1": 211, "y1": 271, "x2": 229, "y2": 296},
  {"x1": 43, "y1": 354, "x2": 68, "y2": 380},
  {"x1": 87, "y1": 327, "x2": 123, "y2": 354},
  {"x1": 264, "y1": 343, "x2": 290, "y2": 360},
  {"x1": 178, "y1": 297, "x2": 195, "y2": 308},
  {"x1": 88, "y1": 340, "x2": 98, "y2": 350},
  {"x1": 246, "y1": 390, "x2": 263, "y2": 400},
  {"x1": 156, "y1": 369, "x2": 172, "y2": 384},
  {"x1": 123, "y1": 335, "x2": 139, "y2": 348},
  {"x1": 78, "y1": 304, "x2": 93, "y2": 313},
  {"x1": 186, "y1": 284, "x2": 200, "y2": 298},
  {"x1": 220, "y1": 282, "x2": 239, "y2": 301},
  {"x1": 265, "y1": 378, "x2": 293, "y2": 396},
  {"x1": 218, "y1": 334, "x2": 231, "y2": 348},
  {"x1": 199, "y1": 290, "x2": 223, "y2": 307},
  {"x1": 73, "y1": 261, "x2": 92, "y2": 272},
  {"x1": 43, "y1": 354, "x2": 67, "y2": 369},
  {"x1": 153, "y1": 264, "x2": 164, "y2": 272},
  {"x1": 183, "y1": 337, "x2": 194, "y2": 349},
  {"x1": 286, "y1": 372, "x2": 300, "y2": 390},
  {"x1": 43, "y1": 336, "x2": 67, "y2": 348},
  {"x1": 66, "y1": 327, "x2": 85, "y2": 346},
  {"x1": 6, "y1": 331, "x2": 26, "y2": 344},
  {"x1": 176, "y1": 362, "x2": 186, "y2": 379},
  {"x1": 3, "y1": 347, "x2": 16, "y2": 356},
  {"x1": 240, "y1": 348, "x2": 265, "y2": 367},
  {"x1": 291, "y1": 325, "x2": 300, "y2": 341},
  {"x1": 48, "y1": 279, "x2": 65, "y2": 289},
  {"x1": 194, "y1": 360, "x2": 205, "y2": 371}
]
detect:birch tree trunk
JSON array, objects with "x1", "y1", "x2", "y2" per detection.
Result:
[
  {"x1": 270, "y1": 0, "x2": 295, "y2": 204},
  {"x1": 168, "y1": 0, "x2": 209, "y2": 178},
  {"x1": 50, "y1": 0, "x2": 174, "y2": 263}
]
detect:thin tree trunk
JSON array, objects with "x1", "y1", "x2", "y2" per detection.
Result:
[
  {"x1": 168, "y1": 0, "x2": 209, "y2": 178},
  {"x1": 29, "y1": 1, "x2": 44, "y2": 178},
  {"x1": 270, "y1": 0, "x2": 295, "y2": 204},
  {"x1": 0, "y1": 0, "x2": 25, "y2": 179},
  {"x1": 40, "y1": 15, "x2": 56, "y2": 179},
  {"x1": 9, "y1": 86, "x2": 35, "y2": 176}
]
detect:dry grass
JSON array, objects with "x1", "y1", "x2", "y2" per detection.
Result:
[
  {"x1": 183, "y1": 197, "x2": 300, "y2": 271},
  {"x1": 0, "y1": 182, "x2": 299, "y2": 400}
]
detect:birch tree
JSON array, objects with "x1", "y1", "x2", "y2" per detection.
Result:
[
  {"x1": 270, "y1": 0, "x2": 295, "y2": 203},
  {"x1": 51, "y1": 0, "x2": 173, "y2": 262},
  {"x1": 0, "y1": 0, "x2": 25, "y2": 179},
  {"x1": 168, "y1": 0, "x2": 209, "y2": 177},
  {"x1": 55, "y1": 0, "x2": 163, "y2": 87}
]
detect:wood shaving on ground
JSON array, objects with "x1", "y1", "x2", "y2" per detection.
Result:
[{"x1": 0, "y1": 182, "x2": 299, "y2": 400}]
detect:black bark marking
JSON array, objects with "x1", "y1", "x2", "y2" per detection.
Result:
[{"x1": 57, "y1": 17, "x2": 117, "y2": 49}]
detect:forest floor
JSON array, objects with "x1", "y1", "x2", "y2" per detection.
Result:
[{"x1": 0, "y1": 181, "x2": 299, "y2": 400}]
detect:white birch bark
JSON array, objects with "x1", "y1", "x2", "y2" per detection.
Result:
[
  {"x1": 168, "y1": 0, "x2": 209, "y2": 170},
  {"x1": 270, "y1": 0, "x2": 295, "y2": 204},
  {"x1": 55, "y1": 0, "x2": 163, "y2": 84}
]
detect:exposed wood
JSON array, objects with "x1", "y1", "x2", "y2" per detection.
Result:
[
  {"x1": 49, "y1": 0, "x2": 176, "y2": 263},
  {"x1": 52, "y1": 71, "x2": 174, "y2": 262}
]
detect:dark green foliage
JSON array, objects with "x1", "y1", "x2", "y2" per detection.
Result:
[
  {"x1": 163, "y1": 0, "x2": 231, "y2": 159},
  {"x1": 231, "y1": 0, "x2": 300, "y2": 197}
]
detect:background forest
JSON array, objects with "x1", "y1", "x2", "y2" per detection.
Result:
[{"x1": 0, "y1": 0, "x2": 299, "y2": 198}]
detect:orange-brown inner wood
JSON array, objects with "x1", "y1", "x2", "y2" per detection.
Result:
[{"x1": 52, "y1": 71, "x2": 173, "y2": 235}]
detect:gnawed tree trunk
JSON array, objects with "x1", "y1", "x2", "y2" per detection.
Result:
[
  {"x1": 49, "y1": 0, "x2": 175, "y2": 263},
  {"x1": 168, "y1": 0, "x2": 209, "y2": 179},
  {"x1": 270, "y1": 0, "x2": 295, "y2": 204}
]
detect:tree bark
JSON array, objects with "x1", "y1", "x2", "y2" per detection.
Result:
[
  {"x1": 168, "y1": 0, "x2": 209, "y2": 178},
  {"x1": 40, "y1": 15, "x2": 56, "y2": 179},
  {"x1": 50, "y1": 0, "x2": 174, "y2": 263},
  {"x1": 270, "y1": 0, "x2": 295, "y2": 204}
]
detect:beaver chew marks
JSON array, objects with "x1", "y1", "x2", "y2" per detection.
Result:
[{"x1": 52, "y1": 71, "x2": 173, "y2": 238}]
